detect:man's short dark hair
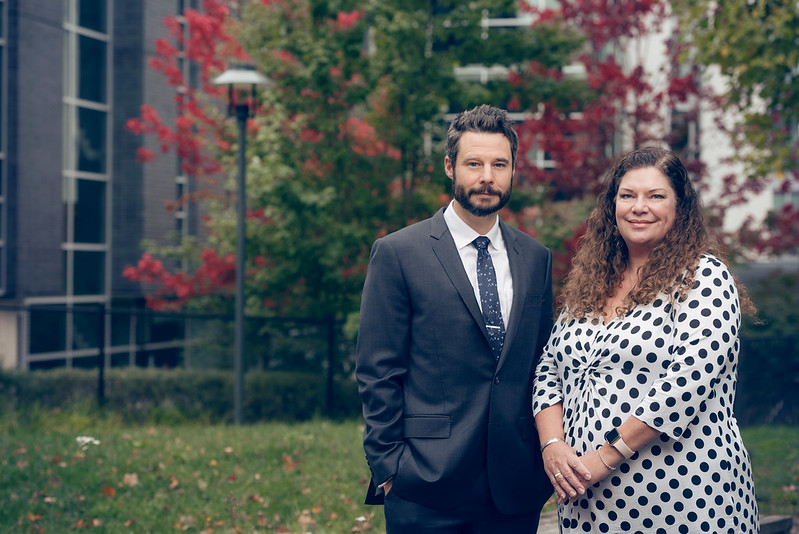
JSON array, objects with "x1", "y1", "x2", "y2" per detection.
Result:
[{"x1": 445, "y1": 105, "x2": 519, "y2": 168}]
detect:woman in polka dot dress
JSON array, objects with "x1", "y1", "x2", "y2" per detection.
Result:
[{"x1": 533, "y1": 147, "x2": 759, "y2": 533}]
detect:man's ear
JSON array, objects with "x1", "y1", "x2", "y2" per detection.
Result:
[{"x1": 444, "y1": 156, "x2": 454, "y2": 179}]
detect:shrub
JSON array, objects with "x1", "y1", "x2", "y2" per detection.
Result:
[{"x1": 0, "y1": 368, "x2": 361, "y2": 424}]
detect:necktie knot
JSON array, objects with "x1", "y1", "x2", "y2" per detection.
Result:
[{"x1": 472, "y1": 236, "x2": 490, "y2": 250}]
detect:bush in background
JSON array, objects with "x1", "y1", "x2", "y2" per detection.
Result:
[{"x1": 0, "y1": 368, "x2": 361, "y2": 425}]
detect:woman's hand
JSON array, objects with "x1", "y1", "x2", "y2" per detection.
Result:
[
  {"x1": 578, "y1": 448, "x2": 616, "y2": 487},
  {"x1": 543, "y1": 441, "x2": 592, "y2": 504}
]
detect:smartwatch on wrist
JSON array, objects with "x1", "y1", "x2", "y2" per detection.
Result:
[{"x1": 604, "y1": 427, "x2": 635, "y2": 459}]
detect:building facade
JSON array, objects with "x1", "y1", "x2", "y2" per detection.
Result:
[{"x1": 0, "y1": 0, "x2": 199, "y2": 369}]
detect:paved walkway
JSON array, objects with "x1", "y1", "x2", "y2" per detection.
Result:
[{"x1": 538, "y1": 510, "x2": 559, "y2": 534}]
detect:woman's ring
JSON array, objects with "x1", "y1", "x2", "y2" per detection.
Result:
[{"x1": 554, "y1": 472, "x2": 563, "y2": 479}]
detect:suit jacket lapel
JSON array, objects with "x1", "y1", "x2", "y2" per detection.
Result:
[
  {"x1": 429, "y1": 208, "x2": 487, "y2": 338},
  {"x1": 498, "y1": 220, "x2": 525, "y2": 368}
]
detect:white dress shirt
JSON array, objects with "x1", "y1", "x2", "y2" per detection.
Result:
[{"x1": 443, "y1": 200, "x2": 513, "y2": 327}]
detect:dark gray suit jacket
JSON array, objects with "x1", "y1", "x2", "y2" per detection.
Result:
[{"x1": 356, "y1": 207, "x2": 554, "y2": 514}]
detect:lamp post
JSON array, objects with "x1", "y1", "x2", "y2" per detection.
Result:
[{"x1": 213, "y1": 64, "x2": 273, "y2": 424}]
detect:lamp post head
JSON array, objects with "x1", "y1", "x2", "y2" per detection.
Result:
[
  {"x1": 212, "y1": 64, "x2": 272, "y2": 87},
  {"x1": 212, "y1": 64, "x2": 275, "y2": 118}
]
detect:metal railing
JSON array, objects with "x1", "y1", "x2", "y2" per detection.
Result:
[{"x1": 0, "y1": 304, "x2": 355, "y2": 413}]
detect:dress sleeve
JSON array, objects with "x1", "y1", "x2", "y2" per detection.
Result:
[
  {"x1": 532, "y1": 314, "x2": 566, "y2": 415},
  {"x1": 633, "y1": 256, "x2": 741, "y2": 440}
]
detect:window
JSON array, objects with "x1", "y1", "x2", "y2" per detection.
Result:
[
  {"x1": 74, "y1": 179, "x2": 106, "y2": 243},
  {"x1": 774, "y1": 189, "x2": 799, "y2": 211},
  {"x1": 73, "y1": 250, "x2": 105, "y2": 295},
  {"x1": 76, "y1": 106, "x2": 106, "y2": 173},
  {"x1": 0, "y1": 0, "x2": 7, "y2": 296},
  {"x1": 174, "y1": 2, "x2": 199, "y2": 250},
  {"x1": 78, "y1": 0, "x2": 107, "y2": 33},
  {"x1": 63, "y1": 0, "x2": 110, "y2": 303},
  {"x1": 78, "y1": 34, "x2": 107, "y2": 103},
  {"x1": 29, "y1": 307, "x2": 67, "y2": 354},
  {"x1": 24, "y1": 0, "x2": 112, "y2": 369}
]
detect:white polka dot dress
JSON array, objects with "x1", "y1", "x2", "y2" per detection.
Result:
[{"x1": 533, "y1": 255, "x2": 759, "y2": 533}]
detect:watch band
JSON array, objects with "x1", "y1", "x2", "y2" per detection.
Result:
[{"x1": 604, "y1": 427, "x2": 635, "y2": 459}]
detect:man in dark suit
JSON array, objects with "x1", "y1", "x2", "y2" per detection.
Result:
[{"x1": 356, "y1": 105, "x2": 554, "y2": 532}]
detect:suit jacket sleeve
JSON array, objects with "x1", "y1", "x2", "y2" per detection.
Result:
[{"x1": 356, "y1": 237, "x2": 410, "y2": 489}]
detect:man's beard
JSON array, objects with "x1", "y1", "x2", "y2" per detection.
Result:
[{"x1": 452, "y1": 170, "x2": 512, "y2": 217}]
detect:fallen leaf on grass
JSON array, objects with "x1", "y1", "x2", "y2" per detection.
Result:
[
  {"x1": 73, "y1": 519, "x2": 101, "y2": 528},
  {"x1": 122, "y1": 473, "x2": 139, "y2": 487},
  {"x1": 282, "y1": 453, "x2": 298, "y2": 471},
  {"x1": 352, "y1": 512, "x2": 374, "y2": 532},
  {"x1": 298, "y1": 509, "x2": 316, "y2": 530},
  {"x1": 102, "y1": 485, "x2": 116, "y2": 497}
]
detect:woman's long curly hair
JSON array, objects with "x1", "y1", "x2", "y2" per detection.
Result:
[{"x1": 559, "y1": 146, "x2": 755, "y2": 319}]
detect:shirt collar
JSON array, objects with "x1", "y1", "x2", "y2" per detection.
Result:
[{"x1": 443, "y1": 200, "x2": 505, "y2": 251}]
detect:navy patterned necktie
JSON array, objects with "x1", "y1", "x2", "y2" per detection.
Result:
[{"x1": 472, "y1": 236, "x2": 505, "y2": 360}]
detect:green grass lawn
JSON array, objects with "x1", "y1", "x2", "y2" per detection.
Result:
[
  {"x1": 743, "y1": 425, "x2": 799, "y2": 518},
  {"x1": 0, "y1": 411, "x2": 795, "y2": 533},
  {"x1": 0, "y1": 413, "x2": 382, "y2": 533}
]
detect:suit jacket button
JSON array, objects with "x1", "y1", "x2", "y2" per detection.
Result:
[{"x1": 494, "y1": 376, "x2": 500, "y2": 384}]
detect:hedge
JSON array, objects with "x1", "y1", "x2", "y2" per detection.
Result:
[{"x1": 0, "y1": 368, "x2": 362, "y2": 424}]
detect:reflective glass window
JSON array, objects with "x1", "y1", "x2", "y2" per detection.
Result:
[
  {"x1": 78, "y1": 35, "x2": 106, "y2": 103},
  {"x1": 72, "y1": 304, "x2": 101, "y2": 349},
  {"x1": 76, "y1": 107, "x2": 106, "y2": 173},
  {"x1": 78, "y1": 0, "x2": 106, "y2": 33},
  {"x1": 29, "y1": 307, "x2": 67, "y2": 353},
  {"x1": 0, "y1": 53, "x2": 4, "y2": 146},
  {"x1": 74, "y1": 179, "x2": 105, "y2": 243},
  {"x1": 73, "y1": 250, "x2": 105, "y2": 295}
]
